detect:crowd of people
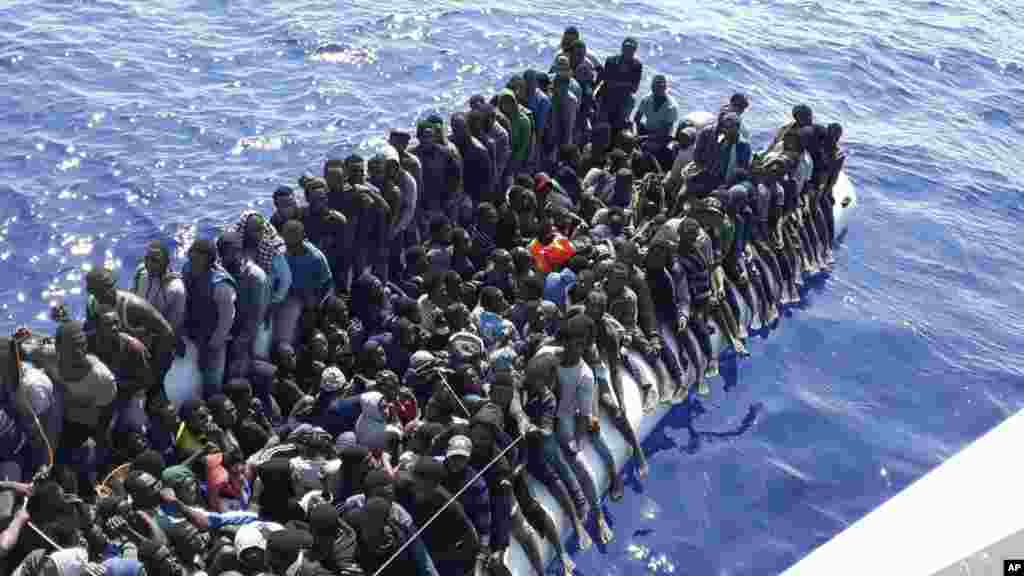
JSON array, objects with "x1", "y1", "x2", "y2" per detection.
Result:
[{"x1": 0, "y1": 25, "x2": 846, "y2": 576}]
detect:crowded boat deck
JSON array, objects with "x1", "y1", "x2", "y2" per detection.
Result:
[{"x1": 0, "y1": 26, "x2": 855, "y2": 576}]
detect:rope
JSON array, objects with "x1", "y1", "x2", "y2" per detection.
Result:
[
  {"x1": 370, "y1": 433, "x2": 525, "y2": 576},
  {"x1": 438, "y1": 372, "x2": 472, "y2": 420}
]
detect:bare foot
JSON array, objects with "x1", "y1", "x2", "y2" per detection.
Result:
[
  {"x1": 561, "y1": 555, "x2": 576, "y2": 576},
  {"x1": 576, "y1": 523, "x2": 593, "y2": 551},
  {"x1": 597, "y1": 515, "x2": 614, "y2": 544}
]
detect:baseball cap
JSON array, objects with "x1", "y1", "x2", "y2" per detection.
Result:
[{"x1": 446, "y1": 435, "x2": 473, "y2": 459}]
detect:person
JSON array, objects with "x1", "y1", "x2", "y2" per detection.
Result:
[
  {"x1": 183, "y1": 239, "x2": 237, "y2": 397},
  {"x1": 131, "y1": 240, "x2": 187, "y2": 366},
  {"x1": 684, "y1": 111, "x2": 752, "y2": 200},
  {"x1": 472, "y1": 103, "x2": 511, "y2": 198},
  {"x1": 664, "y1": 123, "x2": 698, "y2": 200},
  {"x1": 578, "y1": 288, "x2": 650, "y2": 476},
  {"x1": 374, "y1": 144, "x2": 419, "y2": 283},
  {"x1": 633, "y1": 74, "x2": 679, "y2": 170},
  {"x1": 411, "y1": 123, "x2": 462, "y2": 241},
  {"x1": 545, "y1": 57, "x2": 580, "y2": 169},
  {"x1": 218, "y1": 231, "x2": 270, "y2": 376},
  {"x1": 522, "y1": 70, "x2": 551, "y2": 161},
  {"x1": 554, "y1": 314, "x2": 614, "y2": 544},
  {"x1": 497, "y1": 89, "x2": 534, "y2": 185},
  {"x1": 92, "y1": 310, "x2": 154, "y2": 430},
  {"x1": 275, "y1": 220, "x2": 334, "y2": 347},
  {"x1": 270, "y1": 185, "x2": 303, "y2": 233},
  {"x1": 348, "y1": 154, "x2": 393, "y2": 280},
  {"x1": 51, "y1": 320, "x2": 118, "y2": 501},
  {"x1": 299, "y1": 176, "x2": 348, "y2": 279},
  {"x1": 451, "y1": 111, "x2": 494, "y2": 217},
  {"x1": 768, "y1": 103, "x2": 815, "y2": 153},
  {"x1": 235, "y1": 211, "x2": 292, "y2": 328},
  {"x1": 87, "y1": 267, "x2": 176, "y2": 391},
  {"x1": 597, "y1": 37, "x2": 643, "y2": 133}
]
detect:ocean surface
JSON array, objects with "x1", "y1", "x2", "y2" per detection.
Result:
[{"x1": 2, "y1": 0, "x2": 1023, "y2": 573}]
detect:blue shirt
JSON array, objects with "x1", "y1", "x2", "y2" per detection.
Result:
[{"x1": 527, "y1": 89, "x2": 551, "y2": 133}]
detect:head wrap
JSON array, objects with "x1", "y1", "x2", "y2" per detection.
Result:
[{"x1": 231, "y1": 211, "x2": 285, "y2": 273}]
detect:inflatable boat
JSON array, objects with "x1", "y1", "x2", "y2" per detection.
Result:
[
  {"x1": 503, "y1": 153, "x2": 859, "y2": 573},
  {"x1": 120, "y1": 109, "x2": 858, "y2": 575}
]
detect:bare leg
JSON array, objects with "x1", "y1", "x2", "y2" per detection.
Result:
[{"x1": 510, "y1": 507, "x2": 547, "y2": 576}]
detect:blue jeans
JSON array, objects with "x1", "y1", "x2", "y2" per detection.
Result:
[
  {"x1": 412, "y1": 536, "x2": 441, "y2": 576},
  {"x1": 527, "y1": 434, "x2": 585, "y2": 516},
  {"x1": 198, "y1": 343, "x2": 227, "y2": 398},
  {"x1": 271, "y1": 296, "x2": 304, "y2": 348}
]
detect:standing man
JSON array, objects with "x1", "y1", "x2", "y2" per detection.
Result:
[
  {"x1": 183, "y1": 239, "x2": 237, "y2": 397},
  {"x1": 218, "y1": 231, "x2": 270, "y2": 376},
  {"x1": 597, "y1": 37, "x2": 643, "y2": 134}
]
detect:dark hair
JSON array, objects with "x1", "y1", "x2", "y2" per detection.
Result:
[
  {"x1": 520, "y1": 274, "x2": 545, "y2": 301},
  {"x1": 422, "y1": 270, "x2": 446, "y2": 298}
]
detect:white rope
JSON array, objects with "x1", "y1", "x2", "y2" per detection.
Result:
[
  {"x1": 370, "y1": 433, "x2": 525, "y2": 576},
  {"x1": 438, "y1": 372, "x2": 472, "y2": 419}
]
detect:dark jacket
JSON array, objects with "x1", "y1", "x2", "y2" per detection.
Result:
[
  {"x1": 454, "y1": 134, "x2": 494, "y2": 206},
  {"x1": 411, "y1": 141, "x2": 461, "y2": 215},
  {"x1": 183, "y1": 262, "x2": 237, "y2": 347}
]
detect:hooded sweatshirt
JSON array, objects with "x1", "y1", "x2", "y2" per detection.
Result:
[
  {"x1": 499, "y1": 89, "x2": 533, "y2": 164},
  {"x1": 355, "y1": 391, "x2": 392, "y2": 451}
]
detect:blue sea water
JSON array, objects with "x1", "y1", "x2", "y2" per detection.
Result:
[{"x1": 2, "y1": 0, "x2": 1023, "y2": 573}]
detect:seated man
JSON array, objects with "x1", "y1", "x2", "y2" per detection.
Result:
[
  {"x1": 684, "y1": 111, "x2": 751, "y2": 200},
  {"x1": 633, "y1": 75, "x2": 679, "y2": 170},
  {"x1": 275, "y1": 220, "x2": 334, "y2": 348}
]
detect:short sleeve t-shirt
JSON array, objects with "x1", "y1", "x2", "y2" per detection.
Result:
[{"x1": 206, "y1": 453, "x2": 249, "y2": 512}]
